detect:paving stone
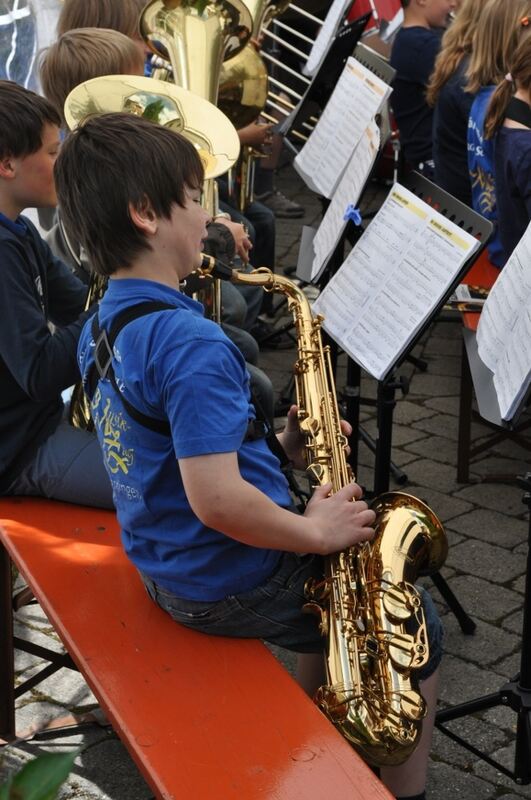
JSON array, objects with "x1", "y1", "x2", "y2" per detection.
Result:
[
  {"x1": 403, "y1": 458, "x2": 463, "y2": 493},
  {"x1": 389, "y1": 422, "x2": 430, "y2": 446},
  {"x1": 454, "y1": 483, "x2": 527, "y2": 516},
  {"x1": 408, "y1": 372, "x2": 461, "y2": 397},
  {"x1": 391, "y1": 399, "x2": 436, "y2": 425},
  {"x1": 24, "y1": 666, "x2": 98, "y2": 709},
  {"x1": 411, "y1": 413, "x2": 460, "y2": 442},
  {"x1": 502, "y1": 608, "x2": 524, "y2": 635},
  {"x1": 424, "y1": 395, "x2": 461, "y2": 416},
  {"x1": 446, "y1": 539, "x2": 525, "y2": 582},
  {"x1": 443, "y1": 617, "x2": 519, "y2": 666},
  {"x1": 472, "y1": 743, "x2": 531, "y2": 796},
  {"x1": 512, "y1": 575, "x2": 526, "y2": 594},
  {"x1": 432, "y1": 716, "x2": 508, "y2": 769},
  {"x1": 422, "y1": 354, "x2": 462, "y2": 377},
  {"x1": 404, "y1": 434, "x2": 459, "y2": 465},
  {"x1": 438, "y1": 654, "x2": 503, "y2": 705},
  {"x1": 422, "y1": 336, "x2": 463, "y2": 356},
  {"x1": 448, "y1": 509, "x2": 528, "y2": 549},
  {"x1": 469, "y1": 457, "x2": 531, "y2": 484},
  {"x1": 406, "y1": 486, "x2": 474, "y2": 522},
  {"x1": 493, "y1": 651, "x2": 522, "y2": 680},
  {"x1": 426, "y1": 760, "x2": 499, "y2": 798},
  {"x1": 445, "y1": 576, "x2": 523, "y2": 623}
]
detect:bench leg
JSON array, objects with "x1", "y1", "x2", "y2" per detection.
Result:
[
  {"x1": 0, "y1": 540, "x2": 16, "y2": 740},
  {"x1": 457, "y1": 339, "x2": 473, "y2": 483}
]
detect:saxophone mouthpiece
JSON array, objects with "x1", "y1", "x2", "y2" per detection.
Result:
[{"x1": 200, "y1": 254, "x2": 234, "y2": 280}]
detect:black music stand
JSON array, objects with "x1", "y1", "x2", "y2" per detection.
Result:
[
  {"x1": 435, "y1": 343, "x2": 531, "y2": 784},
  {"x1": 314, "y1": 174, "x2": 492, "y2": 635},
  {"x1": 353, "y1": 172, "x2": 493, "y2": 496},
  {"x1": 275, "y1": 12, "x2": 372, "y2": 153}
]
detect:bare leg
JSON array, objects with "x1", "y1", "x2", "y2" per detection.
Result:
[
  {"x1": 295, "y1": 652, "x2": 325, "y2": 697},
  {"x1": 380, "y1": 667, "x2": 439, "y2": 797}
]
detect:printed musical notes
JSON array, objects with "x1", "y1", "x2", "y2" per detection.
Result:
[
  {"x1": 294, "y1": 57, "x2": 391, "y2": 198},
  {"x1": 477, "y1": 222, "x2": 531, "y2": 420},
  {"x1": 311, "y1": 121, "x2": 380, "y2": 281},
  {"x1": 313, "y1": 184, "x2": 480, "y2": 381},
  {"x1": 304, "y1": 0, "x2": 352, "y2": 77}
]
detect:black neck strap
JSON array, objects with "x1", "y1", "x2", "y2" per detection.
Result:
[{"x1": 505, "y1": 97, "x2": 531, "y2": 129}]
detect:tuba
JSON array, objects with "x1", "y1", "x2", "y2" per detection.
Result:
[
  {"x1": 139, "y1": 0, "x2": 252, "y2": 308},
  {"x1": 65, "y1": 75, "x2": 240, "y2": 429},
  {"x1": 220, "y1": 263, "x2": 448, "y2": 766}
]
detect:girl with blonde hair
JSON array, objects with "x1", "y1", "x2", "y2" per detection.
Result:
[
  {"x1": 427, "y1": 0, "x2": 483, "y2": 205},
  {"x1": 483, "y1": 34, "x2": 531, "y2": 263},
  {"x1": 466, "y1": 0, "x2": 531, "y2": 266}
]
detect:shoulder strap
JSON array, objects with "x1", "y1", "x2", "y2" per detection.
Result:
[
  {"x1": 86, "y1": 301, "x2": 271, "y2": 444},
  {"x1": 87, "y1": 302, "x2": 175, "y2": 436},
  {"x1": 505, "y1": 97, "x2": 531, "y2": 129}
]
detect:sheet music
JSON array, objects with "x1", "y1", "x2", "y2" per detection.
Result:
[
  {"x1": 476, "y1": 221, "x2": 531, "y2": 420},
  {"x1": 311, "y1": 120, "x2": 380, "y2": 281},
  {"x1": 294, "y1": 57, "x2": 391, "y2": 198},
  {"x1": 313, "y1": 183, "x2": 480, "y2": 381},
  {"x1": 303, "y1": 0, "x2": 352, "y2": 77}
]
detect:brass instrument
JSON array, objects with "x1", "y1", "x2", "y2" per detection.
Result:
[
  {"x1": 139, "y1": 0, "x2": 251, "y2": 315},
  {"x1": 140, "y1": 0, "x2": 253, "y2": 102},
  {"x1": 65, "y1": 75, "x2": 240, "y2": 429},
  {"x1": 217, "y1": 263, "x2": 448, "y2": 766}
]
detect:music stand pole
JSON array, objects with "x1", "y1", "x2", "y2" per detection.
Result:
[{"x1": 435, "y1": 471, "x2": 531, "y2": 785}]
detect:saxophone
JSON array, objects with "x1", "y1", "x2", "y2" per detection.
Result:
[{"x1": 226, "y1": 264, "x2": 448, "y2": 767}]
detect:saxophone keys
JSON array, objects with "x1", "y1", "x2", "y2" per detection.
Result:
[
  {"x1": 399, "y1": 690, "x2": 427, "y2": 722},
  {"x1": 382, "y1": 582, "x2": 420, "y2": 622},
  {"x1": 302, "y1": 599, "x2": 329, "y2": 637}
]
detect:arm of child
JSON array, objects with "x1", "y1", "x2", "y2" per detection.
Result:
[{"x1": 179, "y1": 451, "x2": 375, "y2": 555}]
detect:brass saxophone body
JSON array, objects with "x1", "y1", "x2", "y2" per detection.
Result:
[{"x1": 229, "y1": 266, "x2": 448, "y2": 766}]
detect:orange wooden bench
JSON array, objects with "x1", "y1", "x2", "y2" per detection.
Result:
[{"x1": 0, "y1": 496, "x2": 392, "y2": 800}]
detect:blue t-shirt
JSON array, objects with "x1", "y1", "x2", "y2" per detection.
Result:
[
  {"x1": 494, "y1": 127, "x2": 531, "y2": 265},
  {"x1": 467, "y1": 87, "x2": 504, "y2": 267},
  {"x1": 390, "y1": 26, "x2": 443, "y2": 166},
  {"x1": 78, "y1": 278, "x2": 290, "y2": 601},
  {"x1": 432, "y1": 57, "x2": 474, "y2": 206}
]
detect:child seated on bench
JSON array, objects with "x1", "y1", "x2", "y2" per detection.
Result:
[
  {"x1": 55, "y1": 113, "x2": 442, "y2": 800},
  {"x1": 0, "y1": 80, "x2": 112, "y2": 509}
]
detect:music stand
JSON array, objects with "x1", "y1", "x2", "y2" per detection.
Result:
[
  {"x1": 435, "y1": 341, "x2": 531, "y2": 783},
  {"x1": 275, "y1": 12, "x2": 372, "y2": 153}
]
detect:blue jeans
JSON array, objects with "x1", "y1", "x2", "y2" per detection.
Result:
[{"x1": 142, "y1": 553, "x2": 443, "y2": 675}]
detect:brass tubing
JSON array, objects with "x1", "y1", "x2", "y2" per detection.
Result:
[
  {"x1": 262, "y1": 27, "x2": 310, "y2": 59},
  {"x1": 260, "y1": 51, "x2": 311, "y2": 83}
]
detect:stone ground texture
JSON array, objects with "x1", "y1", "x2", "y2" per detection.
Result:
[{"x1": 1, "y1": 166, "x2": 530, "y2": 799}]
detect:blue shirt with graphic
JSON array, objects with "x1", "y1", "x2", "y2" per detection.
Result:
[
  {"x1": 467, "y1": 87, "x2": 504, "y2": 267},
  {"x1": 78, "y1": 278, "x2": 290, "y2": 601}
]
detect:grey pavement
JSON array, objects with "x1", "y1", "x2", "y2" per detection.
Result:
[{"x1": 1, "y1": 165, "x2": 530, "y2": 799}]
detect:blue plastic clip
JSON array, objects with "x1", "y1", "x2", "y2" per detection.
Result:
[{"x1": 343, "y1": 204, "x2": 362, "y2": 226}]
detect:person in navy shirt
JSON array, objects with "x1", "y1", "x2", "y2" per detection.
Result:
[
  {"x1": 484, "y1": 35, "x2": 531, "y2": 264},
  {"x1": 390, "y1": 0, "x2": 456, "y2": 177},
  {"x1": 0, "y1": 80, "x2": 112, "y2": 507}
]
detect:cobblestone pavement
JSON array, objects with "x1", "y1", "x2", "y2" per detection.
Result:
[{"x1": 1, "y1": 165, "x2": 530, "y2": 799}]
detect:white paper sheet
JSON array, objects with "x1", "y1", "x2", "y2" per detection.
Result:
[
  {"x1": 294, "y1": 57, "x2": 391, "y2": 198},
  {"x1": 312, "y1": 184, "x2": 480, "y2": 381},
  {"x1": 477, "y1": 221, "x2": 531, "y2": 420},
  {"x1": 303, "y1": 0, "x2": 353, "y2": 77},
  {"x1": 311, "y1": 120, "x2": 380, "y2": 281}
]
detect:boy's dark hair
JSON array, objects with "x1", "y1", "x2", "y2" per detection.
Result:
[
  {"x1": 0, "y1": 80, "x2": 61, "y2": 159},
  {"x1": 401, "y1": 0, "x2": 410, "y2": 7},
  {"x1": 54, "y1": 113, "x2": 205, "y2": 277}
]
